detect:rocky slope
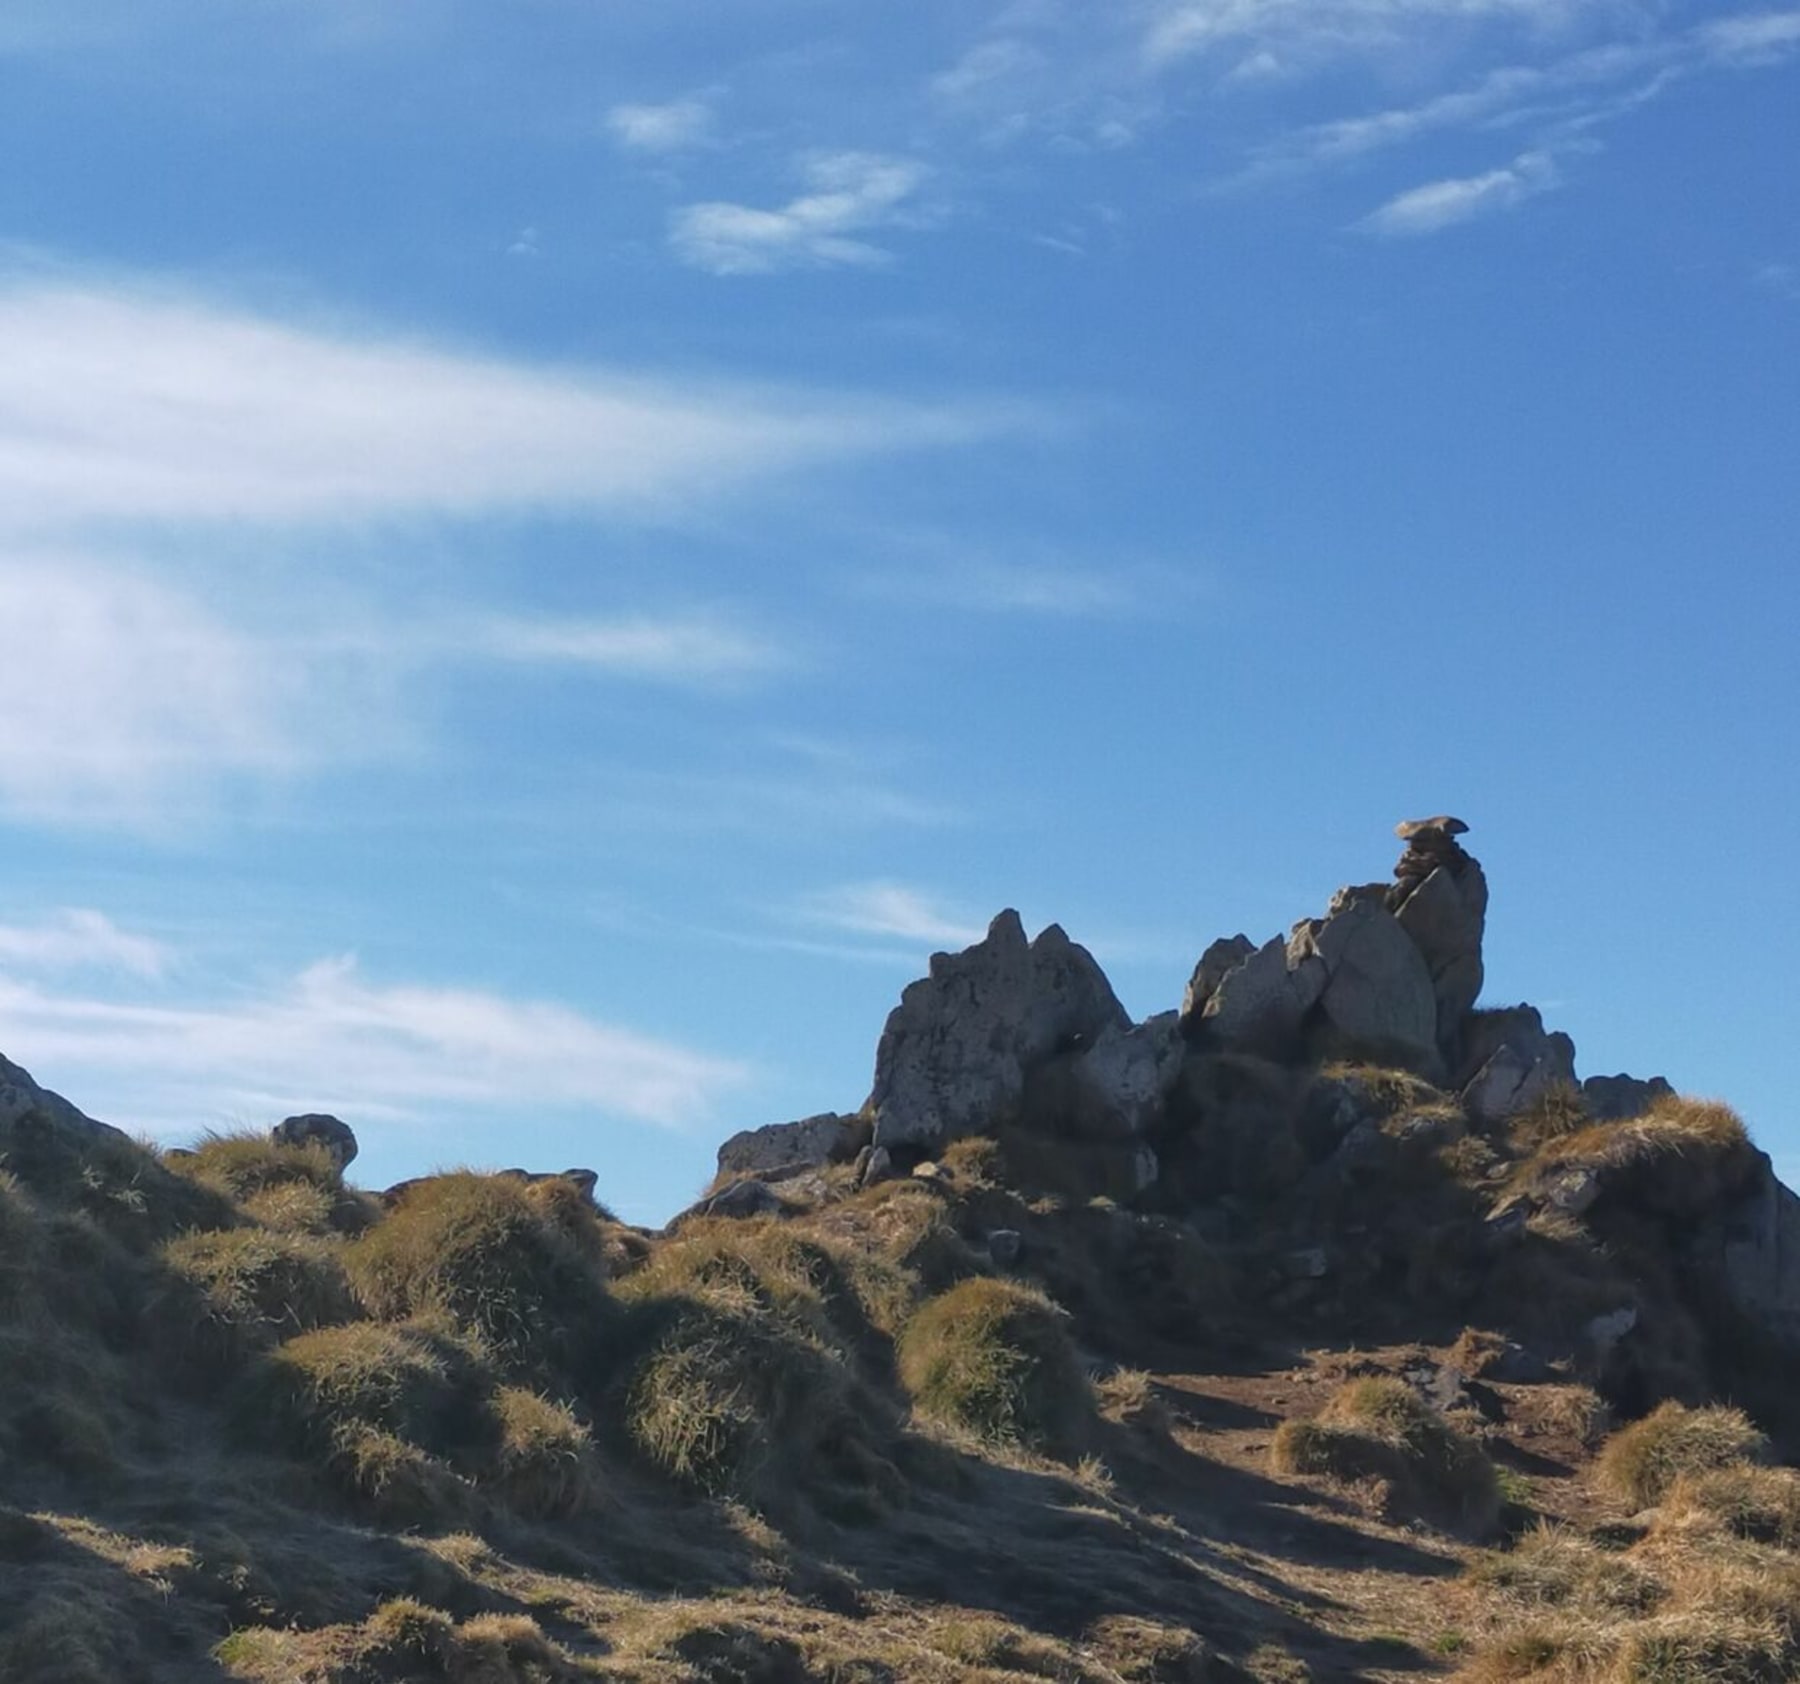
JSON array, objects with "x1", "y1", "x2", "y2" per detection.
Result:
[{"x1": 2, "y1": 817, "x2": 1797, "y2": 1683}]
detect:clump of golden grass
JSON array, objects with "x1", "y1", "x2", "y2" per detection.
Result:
[
  {"x1": 898, "y1": 1276, "x2": 1095, "y2": 1457},
  {"x1": 1506, "y1": 1083, "x2": 1592, "y2": 1155},
  {"x1": 1085, "y1": 1614, "x2": 1216, "y2": 1682},
  {"x1": 840, "y1": 1176, "x2": 987, "y2": 1295},
  {"x1": 1460, "y1": 1407, "x2": 1800, "y2": 1683},
  {"x1": 245, "y1": 1319, "x2": 496, "y2": 1520},
  {"x1": 617, "y1": 1216, "x2": 908, "y2": 1358},
  {"x1": 619, "y1": 1298, "x2": 891, "y2": 1509},
  {"x1": 1653, "y1": 1465, "x2": 1800, "y2": 1549},
  {"x1": 1467, "y1": 1524, "x2": 1664, "y2": 1615},
  {"x1": 252, "y1": 1319, "x2": 494, "y2": 1458},
  {"x1": 344, "y1": 1173, "x2": 613, "y2": 1379},
  {"x1": 1524, "y1": 1098, "x2": 1757, "y2": 1215},
  {"x1": 489, "y1": 1386, "x2": 604, "y2": 1520},
  {"x1": 215, "y1": 1596, "x2": 596, "y2": 1682},
  {"x1": 158, "y1": 1228, "x2": 359, "y2": 1369},
  {"x1": 167, "y1": 1130, "x2": 379, "y2": 1237},
  {"x1": 1271, "y1": 1377, "x2": 1500, "y2": 1535},
  {"x1": 1596, "y1": 1402, "x2": 1769, "y2": 1509},
  {"x1": 169, "y1": 1131, "x2": 341, "y2": 1202}
]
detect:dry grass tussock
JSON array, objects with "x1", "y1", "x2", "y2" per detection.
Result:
[
  {"x1": 898, "y1": 1275, "x2": 1096, "y2": 1458},
  {"x1": 616, "y1": 1215, "x2": 913, "y2": 1353},
  {"x1": 215, "y1": 1596, "x2": 600, "y2": 1682},
  {"x1": 1458, "y1": 1404, "x2": 1800, "y2": 1682},
  {"x1": 344, "y1": 1172, "x2": 613, "y2": 1380},
  {"x1": 157, "y1": 1226, "x2": 360, "y2": 1371},
  {"x1": 167, "y1": 1131, "x2": 377, "y2": 1235},
  {"x1": 1596, "y1": 1402, "x2": 1769, "y2": 1508},
  {"x1": 1270, "y1": 1376, "x2": 1501, "y2": 1536},
  {"x1": 1505, "y1": 1084, "x2": 1593, "y2": 1156},
  {"x1": 6, "y1": 1061, "x2": 1800, "y2": 1684},
  {"x1": 1524, "y1": 1098, "x2": 1757, "y2": 1212}
]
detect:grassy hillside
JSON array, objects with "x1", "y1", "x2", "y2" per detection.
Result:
[{"x1": 2, "y1": 1070, "x2": 1797, "y2": 1683}]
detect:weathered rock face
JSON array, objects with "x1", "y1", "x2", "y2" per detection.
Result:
[
  {"x1": 1388, "y1": 817, "x2": 1488, "y2": 1051},
  {"x1": 1181, "y1": 935, "x2": 1255, "y2": 1023},
  {"x1": 1295, "y1": 889, "x2": 1442, "y2": 1076},
  {"x1": 1184, "y1": 933, "x2": 1325, "y2": 1057},
  {"x1": 716, "y1": 1112, "x2": 861, "y2": 1181},
  {"x1": 1457, "y1": 1006, "x2": 1578, "y2": 1125},
  {"x1": 1023, "y1": 1013, "x2": 1184, "y2": 1142},
  {"x1": 1712, "y1": 1165, "x2": 1800, "y2": 1349},
  {"x1": 271, "y1": 1113, "x2": 359, "y2": 1169},
  {"x1": 1583, "y1": 1074, "x2": 1675, "y2": 1123},
  {"x1": 867, "y1": 910, "x2": 1128, "y2": 1152},
  {"x1": 0, "y1": 1053, "x2": 124, "y2": 1146}
]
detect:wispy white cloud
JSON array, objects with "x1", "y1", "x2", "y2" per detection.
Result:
[
  {"x1": 0, "y1": 558, "x2": 322, "y2": 823},
  {"x1": 1701, "y1": 9, "x2": 1800, "y2": 65},
  {"x1": 1143, "y1": 0, "x2": 1589, "y2": 70},
  {"x1": 1360, "y1": 148, "x2": 1559, "y2": 233},
  {"x1": 0, "y1": 276, "x2": 1023, "y2": 533},
  {"x1": 606, "y1": 96, "x2": 715, "y2": 152},
  {"x1": 796, "y1": 882, "x2": 988, "y2": 949},
  {"x1": 932, "y1": 37, "x2": 1046, "y2": 102},
  {"x1": 0, "y1": 911, "x2": 170, "y2": 979},
  {"x1": 0, "y1": 955, "x2": 748, "y2": 1136},
  {"x1": 866, "y1": 559, "x2": 1148, "y2": 617},
  {"x1": 458, "y1": 613, "x2": 787, "y2": 683},
  {"x1": 670, "y1": 153, "x2": 933, "y2": 275},
  {"x1": 0, "y1": 558, "x2": 803, "y2": 824}
]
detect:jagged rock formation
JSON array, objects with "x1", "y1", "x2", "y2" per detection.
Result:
[
  {"x1": 709, "y1": 816, "x2": 1800, "y2": 1417},
  {"x1": 1389, "y1": 815, "x2": 1488, "y2": 1045},
  {"x1": 866, "y1": 909, "x2": 1130, "y2": 1153}
]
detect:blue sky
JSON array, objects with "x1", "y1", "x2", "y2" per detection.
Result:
[{"x1": 1, "y1": 0, "x2": 1795, "y2": 1222}]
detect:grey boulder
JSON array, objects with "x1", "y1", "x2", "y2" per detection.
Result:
[
  {"x1": 271, "y1": 1113, "x2": 359, "y2": 1169},
  {"x1": 868, "y1": 910, "x2": 1128, "y2": 1152},
  {"x1": 1188, "y1": 932, "x2": 1326, "y2": 1057},
  {"x1": 716, "y1": 1112, "x2": 860, "y2": 1181},
  {"x1": 1293, "y1": 890, "x2": 1441, "y2": 1075},
  {"x1": 1582, "y1": 1073, "x2": 1675, "y2": 1123},
  {"x1": 1458, "y1": 1006, "x2": 1578, "y2": 1125}
]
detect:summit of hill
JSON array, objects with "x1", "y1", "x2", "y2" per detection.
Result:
[{"x1": 4, "y1": 817, "x2": 1799, "y2": 1683}]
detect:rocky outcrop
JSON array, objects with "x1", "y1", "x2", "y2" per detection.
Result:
[
  {"x1": 1184, "y1": 933, "x2": 1326, "y2": 1057},
  {"x1": 1022, "y1": 1013, "x2": 1185, "y2": 1143},
  {"x1": 271, "y1": 1113, "x2": 358, "y2": 1169},
  {"x1": 1583, "y1": 1073, "x2": 1675, "y2": 1122},
  {"x1": 497, "y1": 1167, "x2": 602, "y2": 1202},
  {"x1": 1181, "y1": 935, "x2": 1255, "y2": 1022},
  {"x1": 1457, "y1": 1006, "x2": 1577, "y2": 1125},
  {"x1": 867, "y1": 910, "x2": 1128, "y2": 1152},
  {"x1": 716, "y1": 1112, "x2": 862, "y2": 1182},
  {"x1": 1, "y1": 1053, "x2": 126, "y2": 1147},
  {"x1": 1296, "y1": 888, "x2": 1442, "y2": 1076},
  {"x1": 1389, "y1": 816, "x2": 1488, "y2": 1049}
]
